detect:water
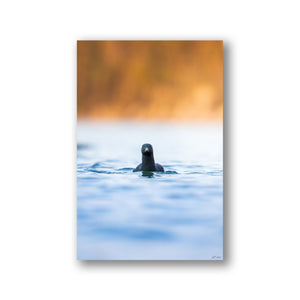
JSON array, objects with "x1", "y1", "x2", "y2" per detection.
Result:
[{"x1": 77, "y1": 121, "x2": 223, "y2": 260}]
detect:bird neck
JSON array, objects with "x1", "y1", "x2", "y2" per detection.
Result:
[{"x1": 142, "y1": 155, "x2": 155, "y2": 170}]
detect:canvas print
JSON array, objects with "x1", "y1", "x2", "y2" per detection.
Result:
[{"x1": 77, "y1": 40, "x2": 223, "y2": 260}]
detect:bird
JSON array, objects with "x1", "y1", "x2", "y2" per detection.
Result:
[{"x1": 133, "y1": 143, "x2": 164, "y2": 172}]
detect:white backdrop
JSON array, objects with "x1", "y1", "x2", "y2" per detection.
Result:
[{"x1": 1, "y1": 1, "x2": 300, "y2": 299}]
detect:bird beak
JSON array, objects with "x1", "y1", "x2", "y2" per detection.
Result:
[{"x1": 144, "y1": 147, "x2": 149, "y2": 153}]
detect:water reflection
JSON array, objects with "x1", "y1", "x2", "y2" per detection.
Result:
[{"x1": 142, "y1": 171, "x2": 155, "y2": 178}]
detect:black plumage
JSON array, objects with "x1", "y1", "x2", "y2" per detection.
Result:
[{"x1": 133, "y1": 144, "x2": 164, "y2": 172}]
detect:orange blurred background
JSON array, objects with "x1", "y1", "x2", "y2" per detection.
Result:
[{"x1": 77, "y1": 41, "x2": 223, "y2": 121}]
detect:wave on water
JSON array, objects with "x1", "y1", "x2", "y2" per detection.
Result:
[{"x1": 77, "y1": 122, "x2": 223, "y2": 260}]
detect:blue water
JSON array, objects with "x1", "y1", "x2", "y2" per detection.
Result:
[{"x1": 77, "y1": 122, "x2": 223, "y2": 260}]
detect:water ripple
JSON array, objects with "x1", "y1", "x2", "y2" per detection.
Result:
[{"x1": 77, "y1": 122, "x2": 223, "y2": 260}]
